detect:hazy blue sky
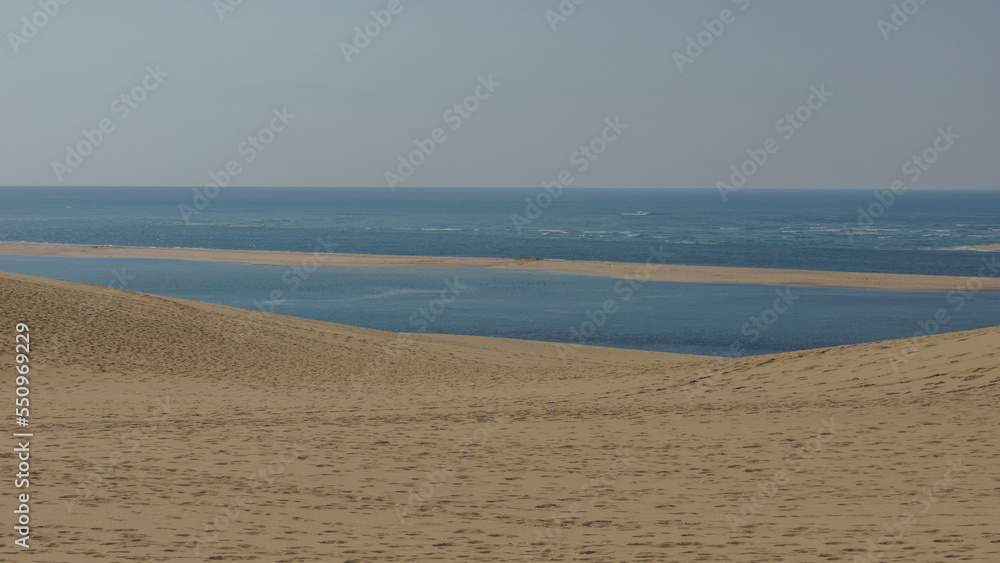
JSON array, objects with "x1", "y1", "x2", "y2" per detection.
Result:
[{"x1": 2, "y1": 0, "x2": 997, "y2": 189}]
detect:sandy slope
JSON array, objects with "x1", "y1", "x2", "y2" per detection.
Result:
[
  {"x1": 3, "y1": 241, "x2": 1000, "y2": 291},
  {"x1": 0, "y1": 271, "x2": 997, "y2": 562}
]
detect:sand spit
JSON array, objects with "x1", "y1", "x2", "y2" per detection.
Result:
[{"x1": 2, "y1": 241, "x2": 1000, "y2": 291}]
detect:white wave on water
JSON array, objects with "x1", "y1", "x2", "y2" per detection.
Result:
[
  {"x1": 621, "y1": 211, "x2": 649, "y2": 216},
  {"x1": 580, "y1": 230, "x2": 640, "y2": 238},
  {"x1": 361, "y1": 288, "x2": 440, "y2": 299},
  {"x1": 944, "y1": 245, "x2": 1000, "y2": 252}
]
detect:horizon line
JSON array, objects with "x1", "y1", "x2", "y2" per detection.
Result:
[{"x1": 1, "y1": 186, "x2": 997, "y2": 191}]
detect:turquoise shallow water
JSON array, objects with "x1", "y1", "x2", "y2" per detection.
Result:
[{"x1": 2, "y1": 255, "x2": 998, "y2": 356}]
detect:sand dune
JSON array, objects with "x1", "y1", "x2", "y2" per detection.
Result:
[
  {"x1": 3, "y1": 241, "x2": 1000, "y2": 291},
  {"x1": 1, "y1": 271, "x2": 997, "y2": 561}
]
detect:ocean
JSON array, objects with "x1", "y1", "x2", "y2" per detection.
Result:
[
  {"x1": 1, "y1": 187, "x2": 998, "y2": 356},
  {"x1": 1, "y1": 187, "x2": 998, "y2": 275}
]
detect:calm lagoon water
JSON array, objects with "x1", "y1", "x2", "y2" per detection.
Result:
[{"x1": 2, "y1": 254, "x2": 998, "y2": 357}]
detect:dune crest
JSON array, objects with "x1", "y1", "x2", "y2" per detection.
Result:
[{"x1": 1, "y1": 272, "x2": 997, "y2": 561}]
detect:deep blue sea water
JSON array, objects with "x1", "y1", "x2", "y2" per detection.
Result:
[
  {"x1": 2, "y1": 254, "x2": 998, "y2": 357},
  {"x1": 1, "y1": 187, "x2": 998, "y2": 276},
  {"x1": 2, "y1": 188, "x2": 998, "y2": 355}
]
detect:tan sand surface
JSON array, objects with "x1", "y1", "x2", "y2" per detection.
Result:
[
  {"x1": 0, "y1": 271, "x2": 998, "y2": 561},
  {"x1": 970, "y1": 244, "x2": 1000, "y2": 250},
  {"x1": 2, "y1": 241, "x2": 999, "y2": 291}
]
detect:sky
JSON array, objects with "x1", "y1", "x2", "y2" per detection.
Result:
[{"x1": 1, "y1": 0, "x2": 998, "y2": 190}]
